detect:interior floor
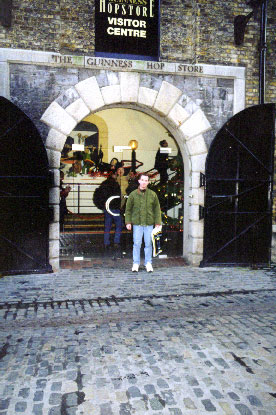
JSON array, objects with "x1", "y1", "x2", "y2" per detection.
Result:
[{"x1": 59, "y1": 214, "x2": 184, "y2": 268}]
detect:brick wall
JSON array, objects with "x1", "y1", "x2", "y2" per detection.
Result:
[{"x1": 159, "y1": 0, "x2": 276, "y2": 107}]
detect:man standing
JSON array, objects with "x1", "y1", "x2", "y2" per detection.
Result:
[{"x1": 125, "y1": 174, "x2": 162, "y2": 272}]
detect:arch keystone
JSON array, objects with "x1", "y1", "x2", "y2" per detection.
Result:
[
  {"x1": 101, "y1": 85, "x2": 121, "y2": 105},
  {"x1": 120, "y1": 72, "x2": 140, "y2": 102}
]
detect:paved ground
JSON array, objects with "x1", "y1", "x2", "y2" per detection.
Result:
[{"x1": 0, "y1": 261, "x2": 276, "y2": 415}]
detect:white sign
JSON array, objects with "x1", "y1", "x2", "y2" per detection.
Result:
[
  {"x1": 113, "y1": 145, "x2": 132, "y2": 152},
  {"x1": 160, "y1": 147, "x2": 171, "y2": 153},
  {"x1": 72, "y1": 144, "x2": 84, "y2": 151},
  {"x1": 74, "y1": 257, "x2": 84, "y2": 261}
]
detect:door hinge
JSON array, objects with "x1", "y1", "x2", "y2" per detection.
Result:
[
  {"x1": 200, "y1": 173, "x2": 206, "y2": 188},
  {"x1": 199, "y1": 205, "x2": 205, "y2": 220},
  {"x1": 48, "y1": 170, "x2": 55, "y2": 187},
  {"x1": 48, "y1": 207, "x2": 54, "y2": 222}
]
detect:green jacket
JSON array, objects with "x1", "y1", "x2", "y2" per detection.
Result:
[{"x1": 125, "y1": 188, "x2": 162, "y2": 226}]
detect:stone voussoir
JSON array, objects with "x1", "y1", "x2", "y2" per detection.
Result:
[
  {"x1": 189, "y1": 220, "x2": 204, "y2": 238},
  {"x1": 186, "y1": 134, "x2": 208, "y2": 156},
  {"x1": 46, "y1": 149, "x2": 61, "y2": 169},
  {"x1": 45, "y1": 129, "x2": 67, "y2": 153},
  {"x1": 75, "y1": 76, "x2": 105, "y2": 111},
  {"x1": 191, "y1": 153, "x2": 207, "y2": 172},
  {"x1": 49, "y1": 222, "x2": 60, "y2": 240},
  {"x1": 49, "y1": 239, "x2": 59, "y2": 259},
  {"x1": 138, "y1": 86, "x2": 158, "y2": 108},
  {"x1": 154, "y1": 81, "x2": 182, "y2": 115},
  {"x1": 49, "y1": 187, "x2": 60, "y2": 204},
  {"x1": 168, "y1": 103, "x2": 190, "y2": 126},
  {"x1": 101, "y1": 84, "x2": 121, "y2": 105},
  {"x1": 179, "y1": 108, "x2": 211, "y2": 139},
  {"x1": 41, "y1": 102, "x2": 77, "y2": 136},
  {"x1": 65, "y1": 97, "x2": 90, "y2": 122}
]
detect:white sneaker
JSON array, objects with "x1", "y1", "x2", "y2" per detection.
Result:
[
  {"x1": 132, "y1": 264, "x2": 139, "y2": 272},
  {"x1": 145, "y1": 263, "x2": 153, "y2": 272}
]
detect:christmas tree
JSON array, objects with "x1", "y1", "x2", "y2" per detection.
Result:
[{"x1": 149, "y1": 150, "x2": 184, "y2": 228}]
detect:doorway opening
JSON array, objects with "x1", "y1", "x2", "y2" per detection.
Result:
[{"x1": 59, "y1": 108, "x2": 184, "y2": 265}]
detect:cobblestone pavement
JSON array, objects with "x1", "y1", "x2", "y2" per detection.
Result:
[{"x1": 0, "y1": 262, "x2": 276, "y2": 414}]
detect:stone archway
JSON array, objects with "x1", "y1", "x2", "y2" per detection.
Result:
[{"x1": 41, "y1": 71, "x2": 211, "y2": 271}]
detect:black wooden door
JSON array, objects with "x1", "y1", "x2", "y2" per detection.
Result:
[
  {"x1": 0, "y1": 97, "x2": 52, "y2": 274},
  {"x1": 201, "y1": 104, "x2": 275, "y2": 267}
]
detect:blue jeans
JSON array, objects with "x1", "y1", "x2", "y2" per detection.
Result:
[
  {"x1": 133, "y1": 225, "x2": 153, "y2": 265},
  {"x1": 104, "y1": 209, "x2": 123, "y2": 246}
]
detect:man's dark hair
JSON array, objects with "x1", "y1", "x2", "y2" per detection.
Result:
[{"x1": 138, "y1": 173, "x2": 150, "y2": 180}]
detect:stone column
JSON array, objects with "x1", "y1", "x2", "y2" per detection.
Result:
[{"x1": 42, "y1": 104, "x2": 77, "y2": 271}]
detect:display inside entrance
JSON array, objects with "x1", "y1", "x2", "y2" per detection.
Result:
[
  {"x1": 95, "y1": 0, "x2": 160, "y2": 60},
  {"x1": 60, "y1": 109, "x2": 184, "y2": 222}
]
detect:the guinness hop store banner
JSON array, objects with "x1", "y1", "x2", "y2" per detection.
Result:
[{"x1": 95, "y1": 0, "x2": 160, "y2": 61}]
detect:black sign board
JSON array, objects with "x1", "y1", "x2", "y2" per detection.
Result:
[{"x1": 95, "y1": 0, "x2": 160, "y2": 61}]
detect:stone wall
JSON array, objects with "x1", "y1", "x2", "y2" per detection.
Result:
[
  {"x1": 9, "y1": 63, "x2": 234, "y2": 147},
  {"x1": 0, "y1": 0, "x2": 275, "y2": 106}
]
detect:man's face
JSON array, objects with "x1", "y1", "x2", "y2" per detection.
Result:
[
  {"x1": 138, "y1": 175, "x2": 149, "y2": 190},
  {"x1": 117, "y1": 167, "x2": 124, "y2": 177}
]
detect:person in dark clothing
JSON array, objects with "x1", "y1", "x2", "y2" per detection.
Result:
[
  {"x1": 154, "y1": 139, "x2": 169, "y2": 184},
  {"x1": 93, "y1": 171, "x2": 123, "y2": 249},
  {"x1": 60, "y1": 171, "x2": 71, "y2": 231},
  {"x1": 126, "y1": 171, "x2": 139, "y2": 195}
]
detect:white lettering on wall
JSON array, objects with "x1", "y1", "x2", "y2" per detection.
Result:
[
  {"x1": 100, "y1": 0, "x2": 105, "y2": 13},
  {"x1": 107, "y1": 27, "x2": 146, "y2": 38},
  {"x1": 150, "y1": 0, "x2": 154, "y2": 17},
  {"x1": 50, "y1": 55, "x2": 205, "y2": 76},
  {"x1": 177, "y1": 64, "x2": 204, "y2": 73},
  {"x1": 100, "y1": 3, "x2": 149, "y2": 18},
  {"x1": 107, "y1": 17, "x2": 147, "y2": 28}
]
